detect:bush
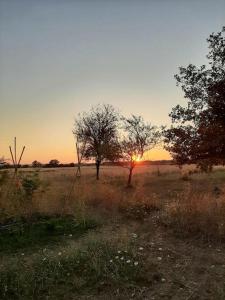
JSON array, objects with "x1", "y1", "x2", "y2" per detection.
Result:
[
  {"x1": 0, "y1": 215, "x2": 98, "y2": 253},
  {"x1": 22, "y1": 171, "x2": 40, "y2": 198}
]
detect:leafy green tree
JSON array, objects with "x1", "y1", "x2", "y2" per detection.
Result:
[{"x1": 164, "y1": 27, "x2": 225, "y2": 170}]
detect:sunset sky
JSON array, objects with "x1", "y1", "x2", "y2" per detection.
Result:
[{"x1": 1, "y1": 0, "x2": 225, "y2": 164}]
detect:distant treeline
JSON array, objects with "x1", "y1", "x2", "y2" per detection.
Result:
[
  {"x1": 102, "y1": 160, "x2": 174, "y2": 166},
  {"x1": 0, "y1": 160, "x2": 174, "y2": 169}
]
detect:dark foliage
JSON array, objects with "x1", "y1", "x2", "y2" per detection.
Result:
[
  {"x1": 48, "y1": 159, "x2": 60, "y2": 167},
  {"x1": 164, "y1": 27, "x2": 225, "y2": 170},
  {"x1": 31, "y1": 160, "x2": 42, "y2": 168}
]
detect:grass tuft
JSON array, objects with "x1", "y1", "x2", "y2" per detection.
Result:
[{"x1": 0, "y1": 215, "x2": 98, "y2": 253}]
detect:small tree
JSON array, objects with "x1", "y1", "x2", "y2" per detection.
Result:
[
  {"x1": 48, "y1": 159, "x2": 60, "y2": 167},
  {"x1": 22, "y1": 171, "x2": 40, "y2": 199},
  {"x1": 121, "y1": 115, "x2": 160, "y2": 186},
  {"x1": 32, "y1": 160, "x2": 42, "y2": 168},
  {"x1": 73, "y1": 104, "x2": 120, "y2": 180}
]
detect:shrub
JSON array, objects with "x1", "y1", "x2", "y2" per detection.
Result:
[{"x1": 22, "y1": 171, "x2": 40, "y2": 198}]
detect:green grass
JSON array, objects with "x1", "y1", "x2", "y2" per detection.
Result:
[
  {"x1": 0, "y1": 240, "x2": 151, "y2": 300},
  {"x1": 0, "y1": 215, "x2": 97, "y2": 253}
]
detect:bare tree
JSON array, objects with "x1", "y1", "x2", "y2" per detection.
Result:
[
  {"x1": 121, "y1": 115, "x2": 160, "y2": 186},
  {"x1": 73, "y1": 104, "x2": 120, "y2": 180}
]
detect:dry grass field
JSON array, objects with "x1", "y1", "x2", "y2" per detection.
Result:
[{"x1": 1, "y1": 164, "x2": 225, "y2": 299}]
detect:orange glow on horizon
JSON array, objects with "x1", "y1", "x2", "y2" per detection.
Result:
[
  {"x1": 1, "y1": 135, "x2": 171, "y2": 165},
  {"x1": 132, "y1": 154, "x2": 142, "y2": 162},
  {"x1": 22, "y1": 148, "x2": 171, "y2": 164}
]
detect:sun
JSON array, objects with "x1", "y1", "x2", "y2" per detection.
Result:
[{"x1": 132, "y1": 154, "x2": 142, "y2": 162}]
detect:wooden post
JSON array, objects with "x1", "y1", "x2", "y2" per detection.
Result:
[
  {"x1": 9, "y1": 137, "x2": 25, "y2": 178},
  {"x1": 14, "y1": 137, "x2": 17, "y2": 174},
  {"x1": 18, "y1": 146, "x2": 25, "y2": 166},
  {"x1": 75, "y1": 136, "x2": 86, "y2": 178},
  {"x1": 76, "y1": 141, "x2": 81, "y2": 177},
  {"x1": 9, "y1": 146, "x2": 16, "y2": 167}
]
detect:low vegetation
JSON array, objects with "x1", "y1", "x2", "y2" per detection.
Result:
[
  {"x1": 1, "y1": 165, "x2": 225, "y2": 299},
  {"x1": 0, "y1": 215, "x2": 97, "y2": 253}
]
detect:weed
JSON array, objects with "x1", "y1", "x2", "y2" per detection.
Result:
[
  {"x1": 0, "y1": 215, "x2": 98, "y2": 253},
  {"x1": 0, "y1": 170, "x2": 9, "y2": 186},
  {"x1": 0, "y1": 240, "x2": 145, "y2": 299},
  {"x1": 21, "y1": 171, "x2": 40, "y2": 198},
  {"x1": 120, "y1": 201, "x2": 160, "y2": 220}
]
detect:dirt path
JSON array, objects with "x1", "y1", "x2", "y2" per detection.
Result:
[
  {"x1": 88, "y1": 215, "x2": 225, "y2": 300},
  {"x1": 122, "y1": 217, "x2": 225, "y2": 299}
]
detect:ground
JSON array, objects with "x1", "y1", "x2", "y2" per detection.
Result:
[{"x1": 0, "y1": 165, "x2": 225, "y2": 299}]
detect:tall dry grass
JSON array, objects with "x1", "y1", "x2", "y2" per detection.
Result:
[
  {"x1": 162, "y1": 185, "x2": 225, "y2": 241},
  {"x1": 1, "y1": 165, "x2": 225, "y2": 241}
]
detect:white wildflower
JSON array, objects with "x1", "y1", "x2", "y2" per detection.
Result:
[
  {"x1": 134, "y1": 261, "x2": 139, "y2": 266},
  {"x1": 120, "y1": 257, "x2": 124, "y2": 260},
  {"x1": 58, "y1": 252, "x2": 62, "y2": 256},
  {"x1": 157, "y1": 257, "x2": 162, "y2": 261},
  {"x1": 126, "y1": 260, "x2": 131, "y2": 264},
  {"x1": 139, "y1": 247, "x2": 144, "y2": 251}
]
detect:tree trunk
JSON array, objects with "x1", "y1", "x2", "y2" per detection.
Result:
[
  {"x1": 96, "y1": 160, "x2": 100, "y2": 180},
  {"x1": 127, "y1": 167, "x2": 133, "y2": 186},
  {"x1": 76, "y1": 164, "x2": 81, "y2": 177}
]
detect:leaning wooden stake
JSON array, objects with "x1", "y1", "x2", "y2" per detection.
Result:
[
  {"x1": 76, "y1": 140, "x2": 81, "y2": 177},
  {"x1": 9, "y1": 137, "x2": 25, "y2": 177},
  {"x1": 75, "y1": 136, "x2": 86, "y2": 177}
]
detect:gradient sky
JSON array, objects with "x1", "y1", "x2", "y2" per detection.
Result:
[{"x1": 1, "y1": 0, "x2": 225, "y2": 164}]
